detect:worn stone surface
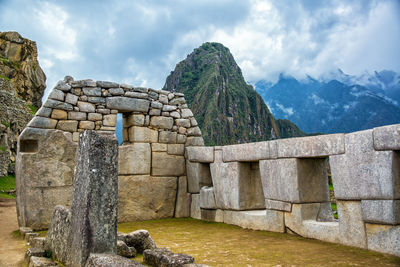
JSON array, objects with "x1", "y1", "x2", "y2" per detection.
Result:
[
  {"x1": 337, "y1": 200, "x2": 367, "y2": 248},
  {"x1": 16, "y1": 130, "x2": 76, "y2": 230},
  {"x1": 159, "y1": 130, "x2": 177, "y2": 144},
  {"x1": 45, "y1": 205, "x2": 71, "y2": 264},
  {"x1": 28, "y1": 256, "x2": 57, "y2": 267},
  {"x1": 276, "y1": 134, "x2": 345, "y2": 158},
  {"x1": 210, "y1": 161, "x2": 265, "y2": 210},
  {"x1": 118, "y1": 143, "x2": 151, "y2": 175},
  {"x1": 27, "y1": 116, "x2": 57, "y2": 129},
  {"x1": 143, "y1": 248, "x2": 194, "y2": 267},
  {"x1": 265, "y1": 199, "x2": 292, "y2": 212},
  {"x1": 117, "y1": 240, "x2": 136, "y2": 258},
  {"x1": 190, "y1": 194, "x2": 201, "y2": 220},
  {"x1": 175, "y1": 176, "x2": 191, "y2": 218},
  {"x1": 167, "y1": 144, "x2": 185, "y2": 155},
  {"x1": 284, "y1": 203, "x2": 340, "y2": 244},
  {"x1": 260, "y1": 158, "x2": 330, "y2": 203},
  {"x1": 120, "y1": 230, "x2": 157, "y2": 254},
  {"x1": 361, "y1": 200, "x2": 400, "y2": 225},
  {"x1": 57, "y1": 120, "x2": 78, "y2": 132},
  {"x1": 330, "y1": 129, "x2": 400, "y2": 200},
  {"x1": 200, "y1": 186, "x2": 216, "y2": 209},
  {"x1": 51, "y1": 109, "x2": 67, "y2": 120},
  {"x1": 128, "y1": 126, "x2": 158, "y2": 143},
  {"x1": 106, "y1": 96, "x2": 150, "y2": 112},
  {"x1": 69, "y1": 130, "x2": 118, "y2": 267},
  {"x1": 126, "y1": 114, "x2": 145, "y2": 127},
  {"x1": 152, "y1": 152, "x2": 185, "y2": 176},
  {"x1": 150, "y1": 116, "x2": 174, "y2": 129},
  {"x1": 186, "y1": 161, "x2": 212, "y2": 193},
  {"x1": 30, "y1": 237, "x2": 46, "y2": 250},
  {"x1": 224, "y1": 210, "x2": 275, "y2": 231},
  {"x1": 118, "y1": 175, "x2": 177, "y2": 222},
  {"x1": 85, "y1": 253, "x2": 144, "y2": 267},
  {"x1": 186, "y1": 146, "x2": 214, "y2": 163},
  {"x1": 185, "y1": 136, "x2": 204, "y2": 146},
  {"x1": 200, "y1": 209, "x2": 224, "y2": 222},
  {"x1": 222, "y1": 141, "x2": 277, "y2": 162},
  {"x1": 366, "y1": 224, "x2": 400, "y2": 256},
  {"x1": 373, "y1": 124, "x2": 400, "y2": 151}
]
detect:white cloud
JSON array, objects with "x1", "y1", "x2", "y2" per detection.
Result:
[{"x1": 276, "y1": 103, "x2": 294, "y2": 116}]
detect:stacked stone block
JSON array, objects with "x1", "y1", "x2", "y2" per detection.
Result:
[
  {"x1": 186, "y1": 128, "x2": 400, "y2": 257},
  {"x1": 16, "y1": 76, "x2": 204, "y2": 229}
]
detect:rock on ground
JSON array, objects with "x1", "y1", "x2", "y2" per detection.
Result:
[{"x1": 143, "y1": 248, "x2": 194, "y2": 267}]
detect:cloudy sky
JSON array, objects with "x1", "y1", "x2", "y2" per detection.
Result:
[{"x1": 1, "y1": 0, "x2": 399, "y2": 98}]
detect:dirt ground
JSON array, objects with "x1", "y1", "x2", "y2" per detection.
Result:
[{"x1": 0, "y1": 199, "x2": 26, "y2": 267}]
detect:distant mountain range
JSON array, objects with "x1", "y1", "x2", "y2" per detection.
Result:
[
  {"x1": 163, "y1": 42, "x2": 305, "y2": 146},
  {"x1": 255, "y1": 70, "x2": 400, "y2": 134}
]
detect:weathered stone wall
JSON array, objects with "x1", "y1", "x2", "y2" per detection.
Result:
[
  {"x1": 16, "y1": 75, "x2": 399, "y2": 257},
  {"x1": 186, "y1": 125, "x2": 400, "y2": 257},
  {"x1": 16, "y1": 76, "x2": 203, "y2": 229}
]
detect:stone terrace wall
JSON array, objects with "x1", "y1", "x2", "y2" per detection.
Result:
[
  {"x1": 16, "y1": 76, "x2": 203, "y2": 230},
  {"x1": 186, "y1": 125, "x2": 400, "y2": 257}
]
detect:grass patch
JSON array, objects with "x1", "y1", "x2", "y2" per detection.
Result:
[
  {"x1": 27, "y1": 104, "x2": 38, "y2": 115},
  {"x1": 1, "y1": 121, "x2": 10, "y2": 128},
  {"x1": 0, "y1": 146, "x2": 6, "y2": 152},
  {"x1": 0, "y1": 175, "x2": 16, "y2": 199},
  {"x1": 0, "y1": 74, "x2": 10, "y2": 81},
  {"x1": 118, "y1": 218, "x2": 400, "y2": 266},
  {"x1": 0, "y1": 56, "x2": 9, "y2": 64}
]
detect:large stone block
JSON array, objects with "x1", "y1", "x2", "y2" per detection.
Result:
[
  {"x1": 186, "y1": 146, "x2": 214, "y2": 163},
  {"x1": 190, "y1": 194, "x2": 201, "y2": 220},
  {"x1": 260, "y1": 158, "x2": 330, "y2": 203},
  {"x1": 150, "y1": 116, "x2": 173, "y2": 129},
  {"x1": 152, "y1": 152, "x2": 185, "y2": 176},
  {"x1": 210, "y1": 161, "x2": 265, "y2": 210},
  {"x1": 46, "y1": 205, "x2": 71, "y2": 264},
  {"x1": 265, "y1": 199, "x2": 292, "y2": 212},
  {"x1": 186, "y1": 161, "x2": 212, "y2": 193},
  {"x1": 361, "y1": 200, "x2": 400, "y2": 225},
  {"x1": 27, "y1": 116, "x2": 57, "y2": 129},
  {"x1": 366, "y1": 223, "x2": 400, "y2": 256},
  {"x1": 222, "y1": 141, "x2": 277, "y2": 162},
  {"x1": 373, "y1": 124, "x2": 400, "y2": 151},
  {"x1": 85, "y1": 254, "x2": 144, "y2": 266},
  {"x1": 224, "y1": 210, "x2": 274, "y2": 231},
  {"x1": 16, "y1": 130, "x2": 76, "y2": 229},
  {"x1": 200, "y1": 186, "x2": 216, "y2": 209},
  {"x1": 128, "y1": 126, "x2": 158, "y2": 143},
  {"x1": 284, "y1": 203, "x2": 340, "y2": 244},
  {"x1": 330, "y1": 129, "x2": 400, "y2": 200},
  {"x1": 201, "y1": 209, "x2": 224, "y2": 222},
  {"x1": 69, "y1": 131, "x2": 118, "y2": 267},
  {"x1": 118, "y1": 175, "x2": 177, "y2": 222},
  {"x1": 276, "y1": 133, "x2": 345, "y2": 158},
  {"x1": 106, "y1": 96, "x2": 150, "y2": 112},
  {"x1": 167, "y1": 144, "x2": 184, "y2": 155},
  {"x1": 119, "y1": 143, "x2": 151, "y2": 175},
  {"x1": 175, "y1": 176, "x2": 191, "y2": 218},
  {"x1": 57, "y1": 120, "x2": 78, "y2": 132},
  {"x1": 337, "y1": 200, "x2": 367, "y2": 248}
]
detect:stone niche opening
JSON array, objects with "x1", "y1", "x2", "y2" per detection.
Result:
[
  {"x1": 19, "y1": 139, "x2": 38, "y2": 153},
  {"x1": 237, "y1": 161, "x2": 265, "y2": 210}
]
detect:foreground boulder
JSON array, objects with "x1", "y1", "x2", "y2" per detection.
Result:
[
  {"x1": 85, "y1": 254, "x2": 144, "y2": 267},
  {"x1": 117, "y1": 240, "x2": 136, "y2": 258},
  {"x1": 143, "y1": 248, "x2": 194, "y2": 267},
  {"x1": 119, "y1": 230, "x2": 156, "y2": 253}
]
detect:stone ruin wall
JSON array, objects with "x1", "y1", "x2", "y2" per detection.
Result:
[
  {"x1": 16, "y1": 76, "x2": 400, "y2": 257},
  {"x1": 186, "y1": 126, "x2": 400, "y2": 257},
  {"x1": 16, "y1": 76, "x2": 203, "y2": 231}
]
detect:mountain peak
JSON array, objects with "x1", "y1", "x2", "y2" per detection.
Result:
[{"x1": 163, "y1": 43, "x2": 304, "y2": 145}]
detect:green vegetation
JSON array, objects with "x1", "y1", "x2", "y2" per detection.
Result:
[
  {"x1": 0, "y1": 74, "x2": 10, "y2": 80},
  {"x1": 119, "y1": 218, "x2": 400, "y2": 266},
  {"x1": 163, "y1": 42, "x2": 302, "y2": 145},
  {"x1": 1, "y1": 121, "x2": 10, "y2": 128},
  {"x1": 27, "y1": 104, "x2": 38, "y2": 115},
  {"x1": 0, "y1": 56, "x2": 9, "y2": 64},
  {"x1": 0, "y1": 175, "x2": 16, "y2": 199},
  {"x1": 0, "y1": 146, "x2": 6, "y2": 152}
]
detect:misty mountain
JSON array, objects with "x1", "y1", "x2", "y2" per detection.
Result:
[{"x1": 255, "y1": 71, "x2": 400, "y2": 134}]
